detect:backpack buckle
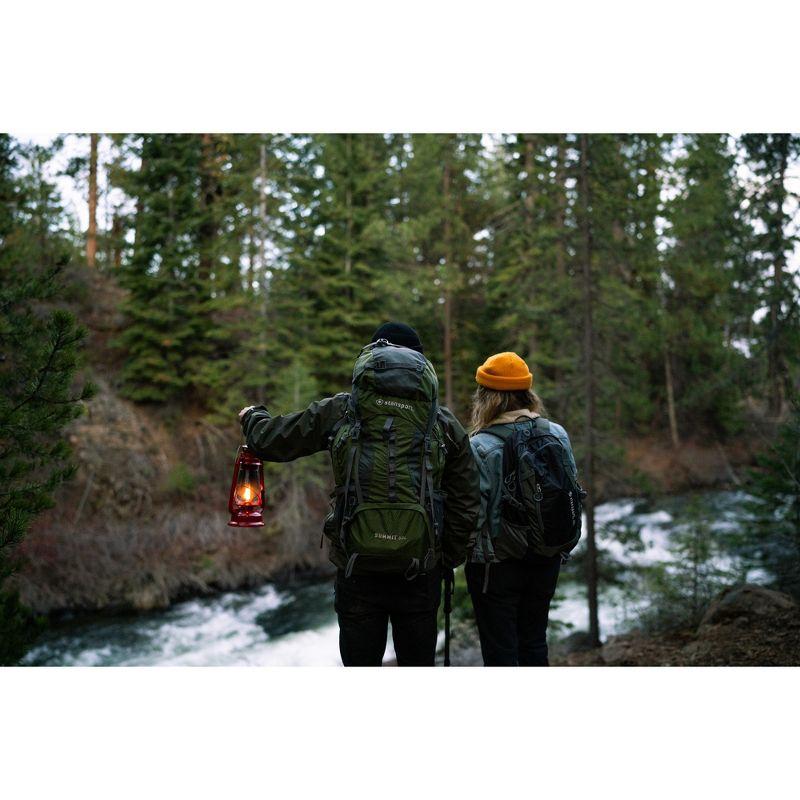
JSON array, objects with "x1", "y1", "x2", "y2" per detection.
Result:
[{"x1": 404, "y1": 559, "x2": 420, "y2": 581}]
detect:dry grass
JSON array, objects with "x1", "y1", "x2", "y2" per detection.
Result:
[{"x1": 14, "y1": 375, "x2": 331, "y2": 614}]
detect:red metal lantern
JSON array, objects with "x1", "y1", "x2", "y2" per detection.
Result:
[{"x1": 227, "y1": 445, "x2": 265, "y2": 527}]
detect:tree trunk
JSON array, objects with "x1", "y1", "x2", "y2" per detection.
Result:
[
  {"x1": 258, "y1": 139, "x2": 270, "y2": 399},
  {"x1": 523, "y1": 134, "x2": 537, "y2": 221},
  {"x1": 554, "y1": 136, "x2": 567, "y2": 279},
  {"x1": 198, "y1": 133, "x2": 218, "y2": 288},
  {"x1": 259, "y1": 141, "x2": 268, "y2": 280},
  {"x1": 132, "y1": 145, "x2": 147, "y2": 266},
  {"x1": 523, "y1": 134, "x2": 538, "y2": 362},
  {"x1": 664, "y1": 344, "x2": 680, "y2": 447},
  {"x1": 551, "y1": 136, "x2": 568, "y2": 398},
  {"x1": 442, "y1": 155, "x2": 454, "y2": 412},
  {"x1": 87, "y1": 133, "x2": 98, "y2": 267},
  {"x1": 579, "y1": 134, "x2": 601, "y2": 648},
  {"x1": 768, "y1": 137, "x2": 790, "y2": 418},
  {"x1": 443, "y1": 286, "x2": 454, "y2": 409},
  {"x1": 111, "y1": 209, "x2": 123, "y2": 268},
  {"x1": 344, "y1": 134, "x2": 354, "y2": 301},
  {"x1": 246, "y1": 226, "x2": 256, "y2": 293}
]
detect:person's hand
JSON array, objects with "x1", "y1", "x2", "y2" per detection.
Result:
[{"x1": 238, "y1": 405, "x2": 255, "y2": 421}]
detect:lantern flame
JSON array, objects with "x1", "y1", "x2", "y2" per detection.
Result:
[{"x1": 237, "y1": 484, "x2": 256, "y2": 504}]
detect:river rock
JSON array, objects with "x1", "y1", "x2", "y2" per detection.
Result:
[{"x1": 699, "y1": 584, "x2": 796, "y2": 628}]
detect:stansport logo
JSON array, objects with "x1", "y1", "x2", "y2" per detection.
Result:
[
  {"x1": 375, "y1": 398, "x2": 412, "y2": 411},
  {"x1": 373, "y1": 532, "x2": 408, "y2": 542}
]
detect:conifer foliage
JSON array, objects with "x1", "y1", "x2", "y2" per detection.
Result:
[
  {"x1": 3, "y1": 131, "x2": 800, "y2": 658},
  {"x1": 0, "y1": 135, "x2": 94, "y2": 663},
  {"x1": 115, "y1": 135, "x2": 220, "y2": 404},
  {"x1": 745, "y1": 398, "x2": 800, "y2": 597}
]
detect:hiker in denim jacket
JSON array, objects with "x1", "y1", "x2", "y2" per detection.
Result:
[{"x1": 467, "y1": 352, "x2": 578, "y2": 666}]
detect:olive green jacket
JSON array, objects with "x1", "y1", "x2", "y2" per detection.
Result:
[{"x1": 241, "y1": 394, "x2": 480, "y2": 570}]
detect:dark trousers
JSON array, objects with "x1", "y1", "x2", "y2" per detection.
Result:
[
  {"x1": 466, "y1": 551, "x2": 561, "y2": 666},
  {"x1": 334, "y1": 566, "x2": 442, "y2": 666}
]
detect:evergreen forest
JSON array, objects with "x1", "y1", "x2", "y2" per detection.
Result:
[{"x1": 2, "y1": 132, "x2": 799, "y2": 665}]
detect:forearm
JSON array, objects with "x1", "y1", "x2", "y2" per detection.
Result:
[{"x1": 241, "y1": 394, "x2": 348, "y2": 462}]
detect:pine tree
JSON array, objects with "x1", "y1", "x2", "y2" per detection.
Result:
[
  {"x1": 578, "y1": 132, "x2": 601, "y2": 646},
  {"x1": 574, "y1": 134, "x2": 666, "y2": 643},
  {"x1": 202, "y1": 134, "x2": 297, "y2": 420},
  {"x1": 594, "y1": 134, "x2": 665, "y2": 436},
  {"x1": 115, "y1": 134, "x2": 246, "y2": 407},
  {"x1": 660, "y1": 134, "x2": 749, "y2": 440},
  {"x1": 640, "y1": 496, "x2": 737, "y2": 631},
  {"x1": 63, "y1": 134, "x2": 102, "y2": 268},
  {"x1": 744, "y1": 396, "x2": 800, "y2": 597},
  {"x1": 488, "y1": 134, "x2": 577, "y2": 419},
  {"x1": 740, "y1": 134, "x2": 800, "y2": 418},
  {"x1": 0, "y1": 135, "x2": 94, "y2": 664},
  {"x1": 281, "y1": 134, "x2": 397, "y2": 397},
  {"x1": 388, "y1": 133, "x2": 489, "y2": 414},
  {"x1": 87, "y1": 133, "x2": 98, "y2": 267}
]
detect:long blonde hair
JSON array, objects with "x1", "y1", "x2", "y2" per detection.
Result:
[{"x1": 470, "y1": 385, "x2": 546, "y2": 434}]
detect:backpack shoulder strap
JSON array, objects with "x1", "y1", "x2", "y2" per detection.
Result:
[
  {"x1": 328, "y1": 397, "x2": 351, "y2": 443},
  {"x1": 481, "y1": 416, "x2": 539, "y2": 443},
  {"x1": 479, "y1": 424, "x2": 513, "y2": 443}
]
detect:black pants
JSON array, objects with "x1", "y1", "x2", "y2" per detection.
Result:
[
  {"x1": 466, "y1": 551, "x2": 561, "y2": 666},
  {"x1": 334, "y1": 566, "x2": 442, "y2": 666}
]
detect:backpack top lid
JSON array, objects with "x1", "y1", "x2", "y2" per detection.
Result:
[{"x1": 352, "y1": 339, "x2": 438, "y2": 403}]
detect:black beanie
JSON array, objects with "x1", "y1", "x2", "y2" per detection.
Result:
[{"x1": 370, "y1": 321, "x2": 424, "y2": 353}]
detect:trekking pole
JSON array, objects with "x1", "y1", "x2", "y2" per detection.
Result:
[{"x1": 443, "y1": 567, "x2": 454, "y2": 667}]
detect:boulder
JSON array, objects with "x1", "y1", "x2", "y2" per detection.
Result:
[{"x1": 699, "y1": 584, "x2": 796, "y2": 628}]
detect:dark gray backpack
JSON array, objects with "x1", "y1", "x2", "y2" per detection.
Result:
[{"x1": 484, "y1": 418, "x2": 585, "y2": 559}]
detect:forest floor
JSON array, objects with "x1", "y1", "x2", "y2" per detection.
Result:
[
  {"x1": 556, "y1": 585, "x2": 800, "y2": 666},
  {"x1": 555, "y1": 614, "x2": 800, "y2": 666},
  {"x1": 448, "y1": 585, "x2": 800, "y2": 667}
]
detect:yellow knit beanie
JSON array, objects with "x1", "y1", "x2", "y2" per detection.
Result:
[{"x1": 475, "y1": 352, "x2": 533, "y2": 391}]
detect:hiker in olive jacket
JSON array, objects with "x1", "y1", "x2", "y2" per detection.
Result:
[{"x1": 239, "y1": 322, "x2": 479, "y2": 666}]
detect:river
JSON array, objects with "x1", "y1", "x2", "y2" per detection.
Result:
[{"x1": 23, "y1": 490, "x2": 758, "y2": 666}]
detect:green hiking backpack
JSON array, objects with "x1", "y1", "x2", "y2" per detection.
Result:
[{"x1": 328, "y1": 339, "x2": 446, "y2": 578}]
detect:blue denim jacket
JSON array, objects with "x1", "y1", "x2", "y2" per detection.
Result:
[{"x1": 469, "y1": 415, "x2": 578, "y2": 564}]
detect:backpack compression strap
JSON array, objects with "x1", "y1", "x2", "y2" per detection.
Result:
[
  {"x1": 443, "y1": 566, "x2": 454, "y2": 666},
  {"x1": 383, "y1": 416, "x2": 398, "y2": 502},
  {"x1": 418, "y1": 396, "x2": 440, "y2": 540},
  {"x1": 339, "y1": 390, "x2": 363, "y2": 550}
]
